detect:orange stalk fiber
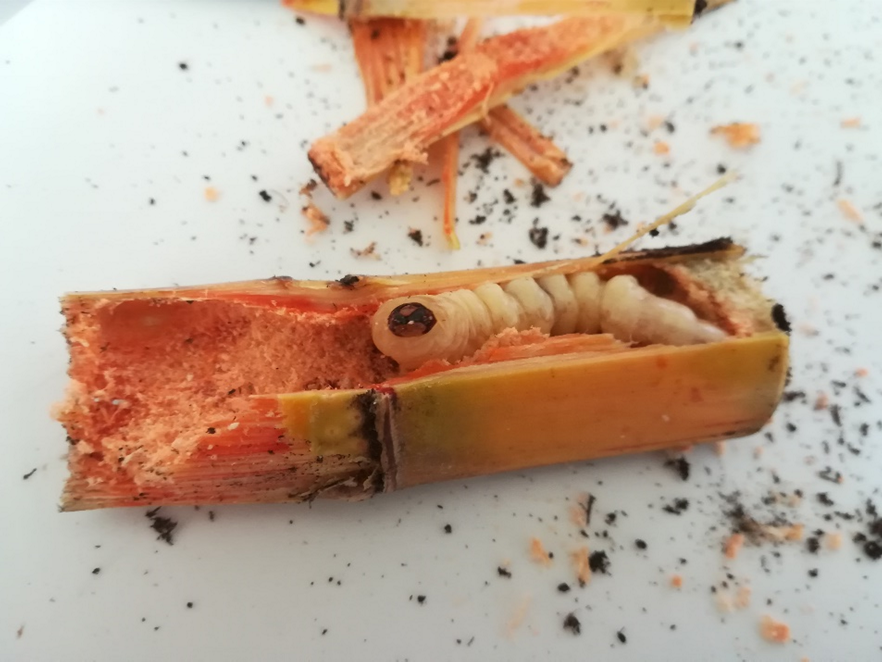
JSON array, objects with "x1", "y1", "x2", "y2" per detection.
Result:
[
  {"x1": 480, "y1": 106, "x2": 572, "y2": 186},
  {"x1": 439, "y1": 18, "x2": 483, "y2": 250},
  {"x1": 309, "y1": 15, "x2": 662, "y2": 198},
  {"x1": 308, "y1": 2, "x2": 733, "y2": 198},
  {"x1": 349, "y1": 17, "x2": 428, "y2": 195}
]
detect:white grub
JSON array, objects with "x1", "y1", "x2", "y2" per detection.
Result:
[
  {"x1": 600, "y1": 275, "x2": 728, "y2": 346},
  {"x1": 371, "y1": 272, "x2": 727, "y2": 369},
  {"x1": 536, "y1": 275, "x2": 578, "y2": 335},
  {"x1": 567, "y1": 272, "x2": 603, "y2": 333},
  {"x1": 502, "y1": 278, "x2": 554, "y2": 334}
]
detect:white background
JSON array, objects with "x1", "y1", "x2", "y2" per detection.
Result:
[{"x1": 1, "y1": 1, "x2": 880, "y2": 660}]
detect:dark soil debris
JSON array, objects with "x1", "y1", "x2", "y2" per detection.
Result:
[
  {"x1": 771, "y1": 303, "x2": 791, "y2": 333},
  {"x1": 146, "y1": 507, "x2": 178, "y2": 545},
  {"x1": 829, "y1": 404, "x2": 842, "y2": 427},
  {"x1": 818, "y1": 467, "x2": 843, "y2": 484},
  {"x1": 817, "y1": 492, "x2": 834, "y2": 507},
  {"x1": 529, "y1": 224, "x2": 549, "y2": 249},
  {"x1": 337, "y1": 274, "x2": 360, "y2": 288},
  {"x1": 471, "y1": 148, "x2": 500, "y2": 174},
  {"x1": 563, "y1": 613, "x2": 581, "y2": 635},
  {"x1": 581, "y1": 493, "x2": 597, "y2": 526},
  {"x1": 663, "y1": 498, "x2": 690, "y2": 515},
  {"x1": 530, "y1": 182, "x2": 550, "y2": 208},
  {"x1": 602, "y1": 209, "x2": 629, "y2": 231},
  {"x1": 665, "y1": 457, "x2": 690, "y2": 481},
  {"x1": 588, "y1": 550, "x2": 610, "y2": 574}
]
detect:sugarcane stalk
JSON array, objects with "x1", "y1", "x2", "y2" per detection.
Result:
[
  {"x1": 283, "y1": 0, "x2": 699, "y2": 25},
  {"x1": 278, "y1": 332, "x2": 787, "y2": 491},
  {"x1": 56, "y1": 235, "x2": 787, "y2": 511},
  {"x1": 309, "y1": 15, "x2": 661, "y2": 197},
  {"x1": 438, "y1": 18, "x2": 483, "y2": 249},
  {"x1": 349, "y1": 17, "x2": 428, "y2": 194},
  {"x1": 480, "y1": 106, "x2": 572, "y2": 186},
  {"x1": 309, "y1": 1, "x2": 733, "y2": 198}
]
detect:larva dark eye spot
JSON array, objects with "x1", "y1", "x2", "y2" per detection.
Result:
[{"x1": 388, "y1": 303, "x2": 437, "y2": 338}]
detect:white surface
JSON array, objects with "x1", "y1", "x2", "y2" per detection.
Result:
[
  {"x1": 0, "y1": 0, "x2": 31, "y2": 25},
  {"x1": 1, "y1": 1, "x2": 881, "y2": 660}
]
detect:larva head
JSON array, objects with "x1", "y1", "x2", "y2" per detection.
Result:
[
  {"x1": 386, "y1": 302, "x2": 437, "y2": 338},
  {"x1": 371, "y1": 295, "x2": 459, "y2": 371}
]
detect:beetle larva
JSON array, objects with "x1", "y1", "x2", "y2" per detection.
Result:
[
  {"x1": 371, "y1": 273, "x2": 729, "y2": 370},
  {"x1": 370, "y1": 176, "x2": 737, "y2": 371}
]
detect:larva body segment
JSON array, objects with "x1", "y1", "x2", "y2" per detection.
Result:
[
  {"x1": 600, "y1": 275, "x2": 729, "y2": 346},
  {"x1": 537, "y1": 274, "x2": 579, "y2": 335},
  {"x1": 474, "y1": 282, "x2": 522, "y2": 332},
  {"x1": 502, "y1": 277, "x2": 555, "y2": 334},
  {"x1": 452, "y1": 289, "x2": 495, "y2": 357},
  {"x1": 567, "y1": 272, "x2": 603, "y2": 334}
]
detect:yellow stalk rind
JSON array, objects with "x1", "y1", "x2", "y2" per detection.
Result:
[
  {"x1": 279, "y1": 390, "x2": 373, "y2": 458},
  {"x1": 272, "y1": 333, "x2": 788, "y2": 491},
  {"x1": 284, "y1": 0, "x2": 697, "y2": 24},
  {"x1": 388, "y1": 333, "x2": 787, "y2": 488}
]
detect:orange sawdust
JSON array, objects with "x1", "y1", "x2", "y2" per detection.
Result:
[
  {"x1": 837, "y1": 199, "x2": 863, "y2": 222},
  {"x1": 710, "y1": 123, "x2": 761, "y2": 149},
  {"x1": 653, "y1": 141, "x2": 671, "y2": 155},
  {"x1": 724, "y1": 533, "x2": 745, "y2": 559},
  {"x1": 529, "y1": 538, "x2": 552, "y2": 566},
  {"x1": 759, "y1": 615, "x2": 791, "y2": 644},
  {"x1": 572, "y1": 547, "x2": 591, "y2": 586}
]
